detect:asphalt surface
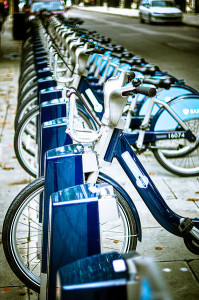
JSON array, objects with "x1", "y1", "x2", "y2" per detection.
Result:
[
  {"x1": 73, "y1": 5, "x2": 199, "y2": 28},
  {"x1": 0, "y1": 13, "x2": 199, "y2": 300},
  {"x1": 68, "y1": 7, "x2": 199, "y2": 93}
]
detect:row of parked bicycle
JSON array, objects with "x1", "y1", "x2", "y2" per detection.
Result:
[{"x1": 2, "y1": 11, "x2": 199, "y2": 299}]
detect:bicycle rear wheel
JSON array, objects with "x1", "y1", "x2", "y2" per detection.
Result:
[
  {"x1": 152, "y1": 118, "x2": 199, "y2": 176},
  {"x1": 96, "y1": 176, "x2": 138, "y2": 253},
  {"x1": 2, "y1": 174, "x2": 138, "y2": 292}
]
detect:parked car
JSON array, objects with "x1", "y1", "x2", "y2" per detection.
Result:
[
  {"x1": 139, "y1": 0, "x2": 183, "y2": 24},
  {"x1": 26, "y1": 0, "x2": 66, "y2": 20}
]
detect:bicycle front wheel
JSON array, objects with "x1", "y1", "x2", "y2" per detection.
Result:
[
  {"x1": 2, "y1": 175, "x2": 138, "y2": 292},
  {"x1": 97, "y1": 175, "x2": 138, "y2": 253},
  {"x1": 152, "y1": 118, "x2": 199, "y2": 176},
  {"x1": 2, "y1": 177, "x2": 44, "y2": 293}
]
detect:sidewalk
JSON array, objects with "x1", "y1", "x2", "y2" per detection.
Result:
[
  {"x1": 73, "y1": 5, "x2": 199, "y2": 28},
  {"x1": 0, "y1": 16, "x2": 37, "y2": 299},
  {"x1": 0, "y1": 14, "x2": 199, "y2": 300}
]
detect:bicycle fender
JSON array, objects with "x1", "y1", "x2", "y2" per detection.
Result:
[
  {"x1": 151, "y1": 95, "x2": 199, "y2": 131},
  {"x1": 98, "y1": 172, "x2": 142, "y2": 242}
]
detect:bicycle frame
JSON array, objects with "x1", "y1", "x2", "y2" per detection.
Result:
[{"x1": 103, "y1": 128, "x2": 199, "y2": 236}]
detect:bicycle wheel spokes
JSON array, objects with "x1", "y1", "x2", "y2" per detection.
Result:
[
  {"x1": 3, "y1": 181, "x2": 45, "y2": 292},
  {"x1": 97, "y1": 176, "x2": 138, "y2": 253},
  {"x1": 12, "y1": 196, "x2": 41, "y2": 284},
  {"x1": 101, "y1": 202, "x2": 136, "y2": 253},
  {"x1": 153, "y1": 118, "x2": 199, "y2": 176}
]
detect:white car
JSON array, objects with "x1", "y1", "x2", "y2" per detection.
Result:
[{"x1": 139, "y1": 0, "x2": 183, "y2": 24}]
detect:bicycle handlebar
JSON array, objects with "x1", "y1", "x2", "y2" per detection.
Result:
[
  {"x1": 83, "y1": 47, "x2": 106, "y2": 55},
  {"x1": 134, "y1": 86, "x2": 157, "y2": 97},
  {"x1": 142, "y1": 77, "x2": 173, "y2": 90},
  {"x1": 122, "y1": 85, "x2": 157, "y2": 97},
  {"x1": 131, "y1": 64, "x2": 160, "y2": 76}
]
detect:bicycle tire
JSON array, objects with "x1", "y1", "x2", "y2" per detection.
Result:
[
  {"x1": 21, "y1": 53, "x2": 35, "y2": 66},
  {"x1": 18, "y1": 74, "x2": 37, "y2": 97},
  {"x1": 20, "y1": 58, "x2": 35, "y2": 73},
  {"x1": 2, "y1": 176, "x2": 45, "y2": 293},
  {"x1": 14, "y1": 95, "x2": 38, "y2": 130},
  {"x1": 14, "y1": 106, "x2": 39, "y2": 177},
  {"x1": 19, "y1": 69, "x2": 37, "y2": 87},
  {"x1": 18, "y1": 88, "x2": 38, "y2": 108},
  {"x1": 96, "y1": 176, "x2": 138, "y2": 253},
  {"x1": 19, "y1": 65, "x2": 36, "y2": 84},
  {"x1": 18, "y1": 81, "x2": 38, "y2": 104},
  {"x1": 2, "y1": 174, "x2": 137, "y2": 292},
  {"x1": 152, "y1": 118, "x2": 199, "y2": 176},
  {"x1": 22, "y1": 37, "x2": 33, "y2": 50}
]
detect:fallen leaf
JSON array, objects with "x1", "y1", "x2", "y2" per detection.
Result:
[
  {"x1": 155, "y1": 247, "x2": 162, "y2": 250},
  {"x1": 114, "y1": 240, "x2": 119, "y2": 244},
  {"x1": 3, "y1": 287, "x2": 11, "y2": 292},
  {"x1": 16, "y1": 291, "x2": 27, "y2": 295},
  {"x1": 8, "y1": 179, "x2": 30, "y2": 185},
  {"x1": 149, "y1": 172, "x2": 155, "y2": 176},
  {"x1": 0, "y1": 121, "x2": 10, "y2": 125},
  {"x1": 187, "y1": 198, "x2": 199, "y2": 201},
  {"x1": 3, "y1": 167, "x2": 14, "y2": 170},
  {"x1": 144, "y1": 153, "x2": 152, "y2": 157},
  {"x1": 195, "y1": 191, "x2": 199, "y2": 194}
]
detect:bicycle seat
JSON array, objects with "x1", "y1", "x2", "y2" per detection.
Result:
[
  {"x1": 114, "y1": 45, "x2": 125, "y2": 52},
  {"x1": 131, "y1": 64, "x2": 160, "y2": 76},
  {"x1": 120, "y1": 55, "x2": 146, "y2": 66},
  {"x1": 142, "y1": 77, "x2": 173, "y2": 90}
]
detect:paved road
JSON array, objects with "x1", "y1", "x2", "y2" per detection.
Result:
[{"x1": 68, "y1": 8, "x2": 199, "y2": 91}]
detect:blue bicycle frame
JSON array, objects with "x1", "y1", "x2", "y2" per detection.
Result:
[{"x1": 104, "y1": 128, "x2": 199, "y2": 236}]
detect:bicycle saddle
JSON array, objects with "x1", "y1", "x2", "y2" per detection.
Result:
[
  {"x1": 120, "y1": 55, "x2": 146, "y2": 66},
  {"x1": 131, "y1": 64, "x2": 160, "y2": 76},
  {"x1": 142, "y1": 77, "x2": 174, "y2": 90}
]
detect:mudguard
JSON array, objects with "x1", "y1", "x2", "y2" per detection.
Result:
[
  {"x1": 98, "y1": 172, "x2": 142, "y2": 242},
  {"x1": 150, "y1": 94, "x2": 199, "y2": 131},
  {"x1": 138, "y1": 84, "x2": 198, "y2": 116}
]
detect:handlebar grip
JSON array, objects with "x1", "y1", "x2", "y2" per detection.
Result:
[
  {"x1": 134, "y1": 86, "x2": 157, "y2": 97},
  {"x1": 126, "y1": 71, "x2": 135, "y2": 82},
  {"x1": 86, "y1": 47, "x2": 105, "y2": 55}
]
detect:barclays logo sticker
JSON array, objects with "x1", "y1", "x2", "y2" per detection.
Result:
[
  {"x1": 183, "y1": 108, "x2": 199, "y2": 115},
  {"x1": 121, "y1": 151, "x2": 149, "y2": 189},
  {"x1": 183, "y1": 108, "x2": 189, "y2": 115}
]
